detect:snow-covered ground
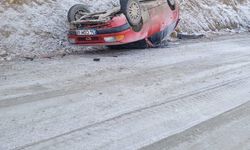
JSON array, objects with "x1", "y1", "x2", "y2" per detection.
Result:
[
  {"x1": 0, "y1": 33, "x2": 250, "y2": 150},
  {"x1": 179, "y1": 0, "x2": 250, "y2": 33},
  {"x1": 0, "y1": 0, "x2": 250, "y2": 60}
]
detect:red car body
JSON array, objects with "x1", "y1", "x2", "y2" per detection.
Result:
[{"x1": 68, "y1": 0, "x2": 180, "y2": 46}]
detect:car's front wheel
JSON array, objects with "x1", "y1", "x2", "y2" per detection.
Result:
[{"x1": 67, "y1": 4, "x2": 90, "y2": 23}]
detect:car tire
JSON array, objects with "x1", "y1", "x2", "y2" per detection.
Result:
[
  {"x1": 67, "y1": 4, "x2": 90, "y2": 23},
  {"x1": 167, "y1": 0, "x2": 176, "y2": 10},
  {"x1": 120, "y1": 0, "x2": 143, "y2": 32}
]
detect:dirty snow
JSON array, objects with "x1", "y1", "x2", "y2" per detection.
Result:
[
  {"x1": 0, "y1": 0, "x2": 249, "y2": 60},
  {"x1": 179, "y1": 0, "x2": 250, "y2": 33}
]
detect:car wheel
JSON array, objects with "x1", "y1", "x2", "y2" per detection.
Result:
[
  {"x1": 67, "y1": 4, "x2": 90, "y2": 23},
  {"x1": 167, "y1": 0, "x2": 176, "y2": 10},
  {"x1": 120, "y1": 0, "x2": 143, "y2": 32}
]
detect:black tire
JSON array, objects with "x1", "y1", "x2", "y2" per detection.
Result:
[
  {"x1": 120, "y1": 0, "x2": 143, "y2": 32},
  {"x1": 167, "y1": 0, "x2": 176, "y2": 10},
  {"x1": 131, "y1": 21, "x2": 143, "y2": 32},
  {"x1": 67, "y1": 4, "x2": 90, "y2": 23}
]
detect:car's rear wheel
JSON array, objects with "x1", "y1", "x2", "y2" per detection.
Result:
[
  {"x1": 167, "y1": 0, "x2": 176, "y2": 10},
  {"x1": 120, "y1": 0, "x2": 143, "y2": 32},
  {"x1": 67, "y1": 4, "x2": 90, "y2": 23}
]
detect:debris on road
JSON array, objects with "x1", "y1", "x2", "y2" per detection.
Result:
[
  {"x1": 93, "y1": 58, "x2": 101, "y2": 62},
  {"x1": 23, "y1": 56, "x2": 35, "y2": 61}
]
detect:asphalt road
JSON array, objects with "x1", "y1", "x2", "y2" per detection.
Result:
[{"x1": 0, "y1": 33, "x2": 250, "y2": 150}]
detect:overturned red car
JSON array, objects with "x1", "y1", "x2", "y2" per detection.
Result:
[{"x1": 68, "y1": 0, "x2": 180, "y2": 48}]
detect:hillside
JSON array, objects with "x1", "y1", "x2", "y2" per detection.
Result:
[{"x1": 0, "y1": 0, "x2": 249, "y2": 60}]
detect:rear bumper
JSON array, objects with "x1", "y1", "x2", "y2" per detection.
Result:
[
  {"x1": 67, "y1": 23, "x2": 148, "y2": 46},
  {"x1": 68, "y1": 30, "x2": 131, "y2": 46},
  {"x1": 68, "y1": 23, "x2": 135, "y2": 46}
]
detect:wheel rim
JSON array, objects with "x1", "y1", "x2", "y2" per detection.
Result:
[
  {"x1": 128, "y1": 1, "x2": 141, "y2": 25},
  {"x1": 74, "y1": 10, "x2": 85, "y2": 21}
]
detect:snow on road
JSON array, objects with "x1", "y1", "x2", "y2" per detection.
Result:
[
  {"x1": 0, "y1": 33, "x2": 250, "y2": 150},
  {"x1": 141, "y1": 101, "x2": 250, "y2": 150}
]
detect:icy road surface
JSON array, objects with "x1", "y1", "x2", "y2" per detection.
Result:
[{"x1": 0, "y1": 33, "x2": 250, "y2": 150}]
